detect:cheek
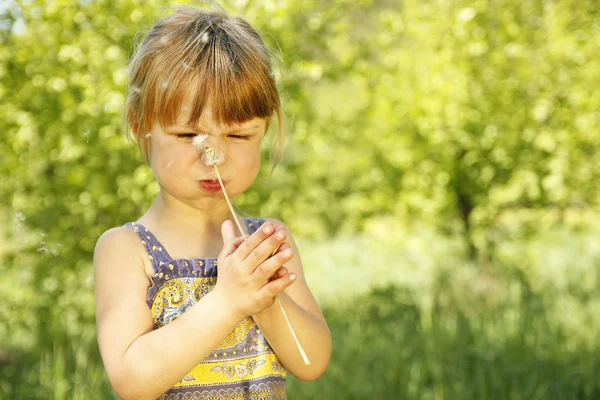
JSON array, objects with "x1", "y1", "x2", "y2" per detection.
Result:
[
  {"x1": 233, "y1": 144, "x2": 262, "y2": 167},
  {"x1": 150, "y1": 143, "x2": 196, "y2": 172}
]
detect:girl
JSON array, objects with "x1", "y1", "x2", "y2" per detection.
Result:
[{"x1": 93, "y1": 5, "x2": 331, "y2": 400}]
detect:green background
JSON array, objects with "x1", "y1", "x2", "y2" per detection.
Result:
[{"x1": 1, "y1": 0, "x2": 600, "y2": 398}]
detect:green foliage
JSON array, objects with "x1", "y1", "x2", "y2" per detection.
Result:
[
  {"x1": 3, "y1": 0, "x2": 599, "y2": 251},
  {"x1": 3, "y1": 224, "x2": 600, "y2": 398},
  {"x1": 1, "y1": 0, "x2": 600, "y2": 398}
]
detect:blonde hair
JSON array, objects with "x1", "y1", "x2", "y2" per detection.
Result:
[{"x1": 121, "y1": 5, "x2": 285, "y2": 168}]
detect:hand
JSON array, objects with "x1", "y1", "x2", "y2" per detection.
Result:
[{"x1": 212, "y1": 220, "x2": 297, "y2": 320}]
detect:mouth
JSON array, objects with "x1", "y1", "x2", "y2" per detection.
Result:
[{"x1": 198, "y1": 179, "x2": 223, "y2": 192}]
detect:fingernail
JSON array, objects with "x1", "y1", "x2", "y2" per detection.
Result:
[
  {"x1": 284, "y1": 249, "x2": 293, "y2": 257},
  {"x1": 277, "y1": 230, "x2": 286, "y2": 240},
  {"x1": 263, "y1": 225, "x2": 273, "y2": 234},
  {"x1": 289, "y1": 274, "x2": 296, "y2": 281}
]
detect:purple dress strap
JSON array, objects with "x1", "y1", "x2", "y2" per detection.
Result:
[{"x1": 124, "y1": 222, "x2": 172, "y2": 273}]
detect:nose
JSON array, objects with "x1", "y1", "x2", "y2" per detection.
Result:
[
  {"x1": 192, "y1": 134, "x2": 226, "y2": 167},
  {"x1": 201, "y1": 147, "x2": 226, "y2": 167}
]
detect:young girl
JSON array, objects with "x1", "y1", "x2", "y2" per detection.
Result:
[{"x1": 93, "y1": 5, "x2": 331, "y2": 400}]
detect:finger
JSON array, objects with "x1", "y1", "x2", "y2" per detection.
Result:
[
  {"x1": 218, "y1": 237, "x2": 244, "y2": 260},
  {"x1": 258, "y1": 272, "x2": 297, "y2": 298},
  {"x1": 219, "y1": 220, "x2": 244, "y2": 259},
  {"x1": 270, "y1": 266, "x2": 288, "y2": 282},
  {"x1": 270, "y1": 242, "x2": 291, "y2": 257},
  {"x1": 252, "y1": 247, "x2": 293, "y2": 284},
  {"x1": 245, "y1": 228, "x2": 288, "y2": 269},
  {"x1": 221, "y1": 220, "x2": 238, "y2": 243},
  {"x1": 234, "y1": 221, "x2": 275, "y2": 260}
]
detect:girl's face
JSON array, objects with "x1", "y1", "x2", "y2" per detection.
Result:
[{"x1": 146, "y1": 97, "x2": 267, "y2": 210}]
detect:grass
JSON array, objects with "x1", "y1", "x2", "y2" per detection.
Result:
[{"x1": 1, "y1": 222, "x2": 600, "y2": 399}]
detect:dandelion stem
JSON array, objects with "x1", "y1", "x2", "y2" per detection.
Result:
[
  {"x1": 276, "y1": 296, "x2": 311, "y2": 365},
  {"x1": 211, "y1": 163, "x2": 246, "y2": 238},
  {"x1": 206, "y1": 145, "x2": 310, "y2": 365}
]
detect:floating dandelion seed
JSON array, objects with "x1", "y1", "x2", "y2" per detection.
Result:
[
  {"x1": 37, "y1": 232, "x2": 48, "y2": 253},
  {"x1": 35, "y1": 232, "x2": 61, "y2": 256},
  {"x1": 181, "y1": 105, "x2": 190, "y2": 112},
  {"x1": 145, "y1": 133, "x2": 152, "y2": 139},
  {"x1": 161, "y1": 81, "x2": 168, "y2": 90},
  {"x1": 83, "y1": 130, "x2": 91, "y2": 143},
  {"x1": 14, "y1": 212, "x2": 26, "y2": 232},
  {"x1": 191, "y1": 134, "x2": 310, "y2": 365},
  {"x1": 160, "y1": 35, "x2": 169, "y2": 45},
  {"x1": 132, "y1": 86, "x2": 142, "y2": 94},
  {"x1": 200, "y1": 32, "x2": 209, "y2": 43},
  {"x1": 14, "y1": 211, "x2": 25, "y2": 227},
  {"x1": 181, "y1": 61, "x2": 191, "y2": 70}
]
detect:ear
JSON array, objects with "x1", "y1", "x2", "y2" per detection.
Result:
[{"x1": 131, "y1": 122, "x2": 139, "y2": 138}]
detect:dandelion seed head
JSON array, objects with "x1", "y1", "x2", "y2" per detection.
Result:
[
  {"x1": 192, "y1": 134, "x2": 208, "y2": 149},
  {"x1": 205, "y1": 147, "x2": 217, "y2": 165},
  {"x1": 202, "y1": 147, "x2": 225, "y2": 166},
  {"x1": 214, "y1": 155, "x2": 226, "y2": 166}
]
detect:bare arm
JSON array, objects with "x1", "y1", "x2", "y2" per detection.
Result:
[
  {"x1": 252, "y1": 220, "x2": 332, "y2": 381},
  {"x1": 94, "y1": 228, "x2": 241, "y2": 400}
]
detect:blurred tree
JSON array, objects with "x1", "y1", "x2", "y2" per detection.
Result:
[{"x1": 1, "y1": 0, "x2": 599, "y2": 395}]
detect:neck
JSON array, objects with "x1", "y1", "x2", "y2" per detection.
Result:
[{"x1": 141, "y1": 191, "x2": 243, "y2": 236}]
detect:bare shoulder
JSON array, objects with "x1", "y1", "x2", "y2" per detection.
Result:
[
  {"x1": 93, "y1": 225, "x2": 151, "y2": 316},
  {"x1": 94, "y1": 226, "x2": 154, "y2": 278},
  {"x1": 94, "y1": 226, "x2": 155, "y2": 384},
  {"x1": 94, "y1": 226, "x2": 141, "y2": 263}
]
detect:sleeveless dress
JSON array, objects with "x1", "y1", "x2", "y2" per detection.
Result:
[{"x1": 124, "y1": 218, "x2": 287, "y2": 400}]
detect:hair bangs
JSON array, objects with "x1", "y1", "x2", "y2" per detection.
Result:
[{"x1": 182, "y1": 26, "x2": 279, "y2": 129}]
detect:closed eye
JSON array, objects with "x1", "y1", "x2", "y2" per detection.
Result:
[
  {"x1": 176, "y1": 133, "x2": 197, "y2": 139},
  {"x1": 176, "y1": 133, "x2": 251, "y2": 140}
]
